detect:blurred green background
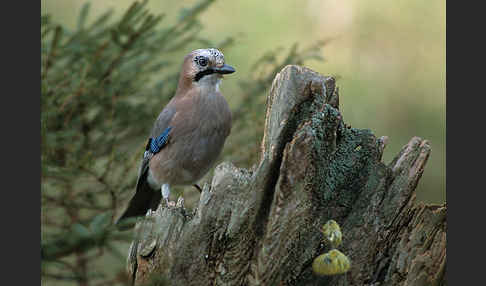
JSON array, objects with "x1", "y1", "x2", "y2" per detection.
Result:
[
  {"x1": 41, "y1": 0, "x2": 445, "y2": 204},
  {"x1": 41, "y1": 1, "x2": 444, "y2": 285}
]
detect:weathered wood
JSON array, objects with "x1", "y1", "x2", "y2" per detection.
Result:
[{"x1": 125, "y1": 65, "x2": 446, "y2": 286}]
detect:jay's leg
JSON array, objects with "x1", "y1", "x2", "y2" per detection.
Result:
[{"x1": 162, "y1": 183, "x2": 171, "y2": 206}]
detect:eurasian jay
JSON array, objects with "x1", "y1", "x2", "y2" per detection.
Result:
[{"x1": 116, "y1": 48, "x2": 235, "y2": 227}]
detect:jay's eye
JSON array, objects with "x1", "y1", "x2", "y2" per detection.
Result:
[{"x1": 198, "y1": 57, "x2": 208, "y2": 67}]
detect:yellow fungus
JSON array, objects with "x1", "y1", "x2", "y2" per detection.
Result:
[
  {"x1": 312, "y1": 249, "x2": 351, "y2": 276},
  {"x1": 321, "y1": 220, "x2": 342, "y2": 248}
]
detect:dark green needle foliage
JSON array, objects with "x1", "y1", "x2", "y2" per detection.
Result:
[{"x1": 41, "y1": 1, "x2": 326, "y2": 285}]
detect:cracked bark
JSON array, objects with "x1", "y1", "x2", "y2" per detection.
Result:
[{"x1": 124, "y1": 65, "x2": 446, "y2": 286}]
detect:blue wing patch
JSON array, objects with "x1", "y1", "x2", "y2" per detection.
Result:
[{"x1": 148, "y1": 127, "x2": 172, "y2": 154}]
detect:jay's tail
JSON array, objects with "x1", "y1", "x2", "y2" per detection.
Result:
[{"x1": 115, "y1": 170, "x2": 161, "y2": 231}]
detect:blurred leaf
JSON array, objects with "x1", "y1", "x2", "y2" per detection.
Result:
[
  {"x1": 72, "y1": 223, "x2": 91, "y2": 238},
  {"x1": 105, "y1": 242, "x2": 126, "y2": 260},
  {"x1": 178, "y1": 0, "x2": 215, "y2": 22},
  {"x1": 77, "y1": 2, "x2": 91, "y2": 31},
  {"x1": 89, "y1": 212, "x2": 112, "y2": 233}
]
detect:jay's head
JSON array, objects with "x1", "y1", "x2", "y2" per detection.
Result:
[{"x1": 179, "y1": 48, "x2": 235, "y2": 88}]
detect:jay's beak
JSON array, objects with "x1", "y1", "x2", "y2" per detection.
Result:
[{"x1": 213, "y1": 64, "x2": 235, "y2": 74}]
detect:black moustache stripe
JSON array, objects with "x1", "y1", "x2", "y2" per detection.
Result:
[{"x1": 194, "y1": 68, "x2": 214, "y2": 82}]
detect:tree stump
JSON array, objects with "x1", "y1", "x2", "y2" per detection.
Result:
[{"x1": 125, "y1": 65, "x2": 446, "y2": 286}]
